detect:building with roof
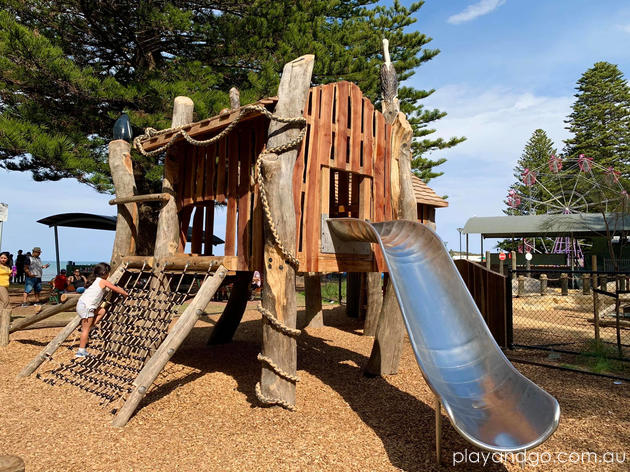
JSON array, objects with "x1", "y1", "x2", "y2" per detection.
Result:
[{"x1": 411, "y1": 175, "x2": 448, "y2": 230}]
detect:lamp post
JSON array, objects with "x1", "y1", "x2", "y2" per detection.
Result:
[{"x1": 457, "y1": 227, "x2": 463, "y2": 257}]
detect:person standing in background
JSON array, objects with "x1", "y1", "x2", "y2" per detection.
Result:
[
  {"x1": 22, "y1": 247, "x2": 49, "y2": 306},
  {"x1": 0, "y1": 252, "x2": 11, "y2": 309},
  {"x1": 15, "y1": 250, "x2": 25, "y2": 284}
]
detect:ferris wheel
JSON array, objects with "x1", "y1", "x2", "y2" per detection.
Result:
[{"x1": 506, "y1": 154, "x2": 628, "y2": 262}]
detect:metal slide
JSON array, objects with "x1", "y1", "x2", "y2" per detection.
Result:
[{"x1": 328, "y1": 218, "x2": 560, "y2": 453}]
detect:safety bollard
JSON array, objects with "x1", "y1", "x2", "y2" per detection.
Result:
[
  {"x1": 540, "y1": 274, "x2": 548, "y2": 295},
  {"x1": 582, "y1": 273, "x2": 591, "y2": 295},
  {"x1": 560, "y1": 273, "x2": 568, "y2": 296}
]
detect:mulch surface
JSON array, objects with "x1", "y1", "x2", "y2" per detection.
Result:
[{"x1": 0, "y1": 303, "x2": 628, "y2": 471}]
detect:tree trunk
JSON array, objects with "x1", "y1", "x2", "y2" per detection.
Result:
[
  {"x1": 0, "y1": 455, "x2": 25, "y2": 472},
  {"x1": 109, "y1": 139, "x2": 138, "y2": 269},
  {"x1": 154, "y1": 96, "x2": 195, "y2": 260},
  {"x1": 365, "y1": 42, "x2": 417, "y2": 376},
  {"x1": 208, "y1": 271, "x2": 253, "y2": 344},
  {"x1": 365, "y1": 275, "x2": 405, "y2": 375},
  {"x1": 259, "y1": 55, "x2": 314, "y2": 409},
  {"x1": 300, "y1": 273, "x2": 323, "y2": 329},
  {"x1": 9, "y1": 296, "x2": 78, "y2": 333},
  {"x1": 0, "y1": 309, "x2": 10, "y2": 347},
  {"x1": 363, "y1": 272, "x2": 382, "y2": 336},
  {"x1": 346, "y1": 272, "x2": 362, "y2": 317}
]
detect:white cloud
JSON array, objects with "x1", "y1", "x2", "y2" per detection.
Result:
[
  {"x1": 423, "y1": 85, "x2": 573, "y2": 251},
  {"x1": 447, "y1": 0, "x2": 506, "y2": 25},
  {"x1": 617, "y1": 23, "x2": 630, "y2": 33}
]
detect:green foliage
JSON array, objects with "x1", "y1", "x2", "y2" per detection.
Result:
[
  {"x1": 564, "y1": 62, "x2": 630, "y2": 178},
  {"x1": 504, "y1": 129, "x2": 558, "y2": 216},
  {"x1": 0, "y1": 0, "x2": 461, "y2": 193}
]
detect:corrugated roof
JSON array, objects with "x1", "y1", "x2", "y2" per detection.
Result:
[
  {"x1": 462, "y1": 213, "x2": 630, "y2": 238},
  {"x1": 411, "y1": 175, "x2": 448, "y2": 207}
]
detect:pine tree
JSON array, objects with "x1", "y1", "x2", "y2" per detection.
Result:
[
  {"x1": 564, "y1": 61, "x2": 630, "y2": 178},
  {"x1": 0, "y1": 0, "x2": 463, "y2": 248},
  {"x1": 505, "y1": 129, "x2": 557, "y2": 216}
]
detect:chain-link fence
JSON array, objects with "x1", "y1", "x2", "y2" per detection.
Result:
[{"x1": 508, "y1": 268, "x2": 630, "y2": 378}]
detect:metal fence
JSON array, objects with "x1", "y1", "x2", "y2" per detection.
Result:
[{"x1": 508, "y1": 269, "x2": 630, "y2": 370}]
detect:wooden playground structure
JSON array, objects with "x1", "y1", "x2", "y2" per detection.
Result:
[{"x1": 15, "y1": 47, "x2": 430, "y2": 427}]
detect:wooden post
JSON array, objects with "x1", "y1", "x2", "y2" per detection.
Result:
[
  {"x1": 9, "y1": 295, "x2": 79, "y2": 334},
  {"x1": 0, "y1": 455, "x2": 25, "y2": 472},
  {"x1": 363, "y1": 273, "x2": 383, "y2": 336},
  {"x1": 229, "y1": 87, "x2": 240, "y2": 110},
  {"x1": 517, "y1": 276, "x2": 525, "y2": 297},
  {"x1": 109, "y1": 140, "x2": 137, "y2": 270},
  {"x1": 346, "y1": 272, "x2": 361, "y2": 317},
  {"x1": 154, "y1": 96, "x2": 194, "y2": 260},
  {"x1": 208, "y1": 271, "x2": 253, "y2": 344},
  {"x1": 300, "y1": 273, "x2": 323, "y2": 329},
  {"x1": 434, "y1": 396, "x2": 442, "y2": 465},
  {"x1": 359, "y1": 273, "x2": 368, "y2": 319},
  {"x1": 592, "y1": 255, "x2": 600, "y2": 343},
  {"x1": 364, "y1": 39, "x2": 417, "y2": 376},
  {"x1": 17, "y1": 264, "x2": 126, "y2": 378},
  {"x1": 485, "y1": 251, "x2": 491, "y2": 270},
  {"x1": 560, "y1": 273, "x2": 568, "y2": 296},
  {"x1": 380, "y1": 38, "x2": 399, "y2": 124},
  {"x1": 582, "y1": 273, "x2": 591, "y2": 295},
  {"x1": 258, "y1": 55, "x2": 314, "y2": 409},
  {"x1": 511, "y1": 251, "x2": 517, "y2": 275},
  {"x1": 365, "y1": 276, "x2": 404, "y2": 375},
  {"x1": 540, "y1": 274, "x2": 547, "y2": 295},
  {"x1": 113, "y1": 265, "x2": 228, "y2": 427},
  {"x1": 0, "y1": 309, "x2": 10, "y2": 347}
]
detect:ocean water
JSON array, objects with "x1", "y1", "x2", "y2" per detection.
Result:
[{"x1": 40, "y1": 260, "x2": 100, "y2": 281}]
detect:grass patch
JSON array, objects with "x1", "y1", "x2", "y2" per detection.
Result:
[{"x1": 559, "y1": 340, "x2": 630, "y2": 377}]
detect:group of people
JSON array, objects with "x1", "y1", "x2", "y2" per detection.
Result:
[
  {"x1": 0, "y1": 250, "x2": 129, "y2": 358},
  {"x1": 52, "y1": 268, "x2": 88, "y2": 295},
  {"x1": 2, "y1": 249, "x2": 28, "y2": 284},
  {"x1": 1, "y1": 247, "x2": 51, "y2": 307},
  {"x1": 0, "y1": 246, "x2": 92, "y2": 307}
]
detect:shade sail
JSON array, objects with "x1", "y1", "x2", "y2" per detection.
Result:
[
  {"x1": 37, "y1": 213, "x2": 224, "y2": 245},
  {"x1": 462, "y1": 213, "x2": 630, "y2": 238}
]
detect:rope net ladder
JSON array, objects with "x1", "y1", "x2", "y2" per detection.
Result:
[{"x1": 37, "y1": 265, "x2": 213, "y2": 408}]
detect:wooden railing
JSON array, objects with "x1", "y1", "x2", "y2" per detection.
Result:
[{"x1": 454, "y1": 259, "x2": 508, "y2": 348}]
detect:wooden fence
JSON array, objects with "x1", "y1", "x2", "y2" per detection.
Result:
[{"x1": 455, "y1": 259, "x2": 508, "y2": 348}]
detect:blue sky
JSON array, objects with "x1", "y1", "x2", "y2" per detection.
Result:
[
  {"x1": 412, "y1": 0, "x2": 630, "y2": 253},
  {"x1": 2, "y1": 0, "x2": 630, "y2": 261}
]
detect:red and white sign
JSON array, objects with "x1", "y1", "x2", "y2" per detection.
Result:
[{"x1": 498, "y1": 252, "x2": 506, "y2": 261}]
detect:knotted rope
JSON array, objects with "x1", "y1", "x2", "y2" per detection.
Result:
[
  {"x1": 135, "y1": 101, "x2": 308, "y2": 410},
  {"x1": 133, "y1": 104, "x2": 306, "y2": 158}
]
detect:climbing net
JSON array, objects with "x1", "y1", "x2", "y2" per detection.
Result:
[{"x1": 38, "y1": 265, "x2": 213, "y2": 408}]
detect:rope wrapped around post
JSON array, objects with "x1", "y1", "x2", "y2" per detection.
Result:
[{"x1": 253, "y1": 108, "x2": 307, "y2": 410}]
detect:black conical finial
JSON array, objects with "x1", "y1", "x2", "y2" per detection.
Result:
[{"x1": 113, "y1": 113, "x2": 132, "y2": 142}]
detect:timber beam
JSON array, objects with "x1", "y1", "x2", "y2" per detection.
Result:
[{"x1": 109, "y1": 193, "x2": 171, "y2": 206}]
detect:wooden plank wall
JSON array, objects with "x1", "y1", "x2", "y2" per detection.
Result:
[
  {"x1": 293, "y1": 81, "x2": 392, "y2": 273},
  {"x1": 175, "y1": 117, "x2": 267, "y2": 271},
  {"x1": 172, "y1": 82, "x2": 392, "y2": 274},
  {"x1": 454, "y1": 259, "x2": 507, "y2": 347}
]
